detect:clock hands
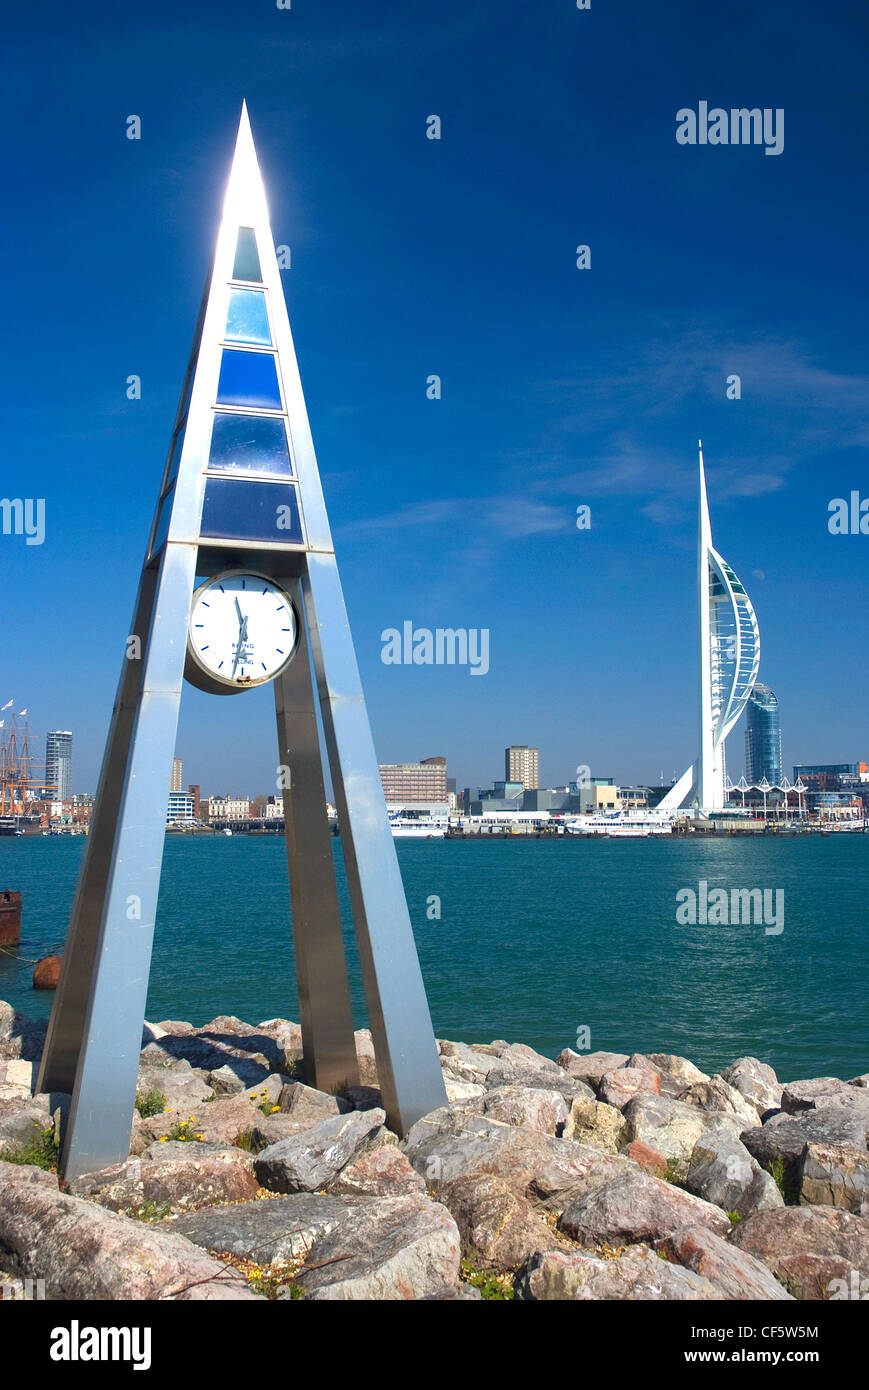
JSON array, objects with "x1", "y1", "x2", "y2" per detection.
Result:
[{"x1": 231, "y1": 595, "x2": 250, "y2": 678}]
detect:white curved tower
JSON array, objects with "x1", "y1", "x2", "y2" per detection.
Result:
[{"x1": 659, "y1": 443, "x2": 760, "y2": 813}]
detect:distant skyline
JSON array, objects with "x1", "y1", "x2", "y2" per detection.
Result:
[{"x1": 5, "y1": 1, "x2": 867, "y2": 795}]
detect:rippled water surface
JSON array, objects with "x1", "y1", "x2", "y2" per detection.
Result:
[{"x1": 1, "y1": 834, "x2": 866, "y2": 1081}]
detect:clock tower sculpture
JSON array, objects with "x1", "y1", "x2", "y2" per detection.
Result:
[{"x1": 38, "y1": 106, "x2": 447, "y2": 1181}]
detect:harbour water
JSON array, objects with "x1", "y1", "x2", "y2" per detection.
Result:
[{"x1": 1, "y1": 834, "x2": 866, "y2": 1083}]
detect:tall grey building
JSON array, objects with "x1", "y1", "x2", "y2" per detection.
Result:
[
  {"x1": 45, "y1": 731, "x2": 73, "y2": 802},
  {"x1": 745, "y1": 684, "x2": 783, "y2": 785}
]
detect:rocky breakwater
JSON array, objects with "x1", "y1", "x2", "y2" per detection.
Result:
[{"x1": 0, "y1": 999, "x2": 867, "y2": 1301}]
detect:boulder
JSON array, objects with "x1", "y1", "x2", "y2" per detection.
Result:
[
  {"x1": 32, "y1": 956, "x2": 62, "y2": 990},
  {"x1": 558, "y1": 1168, "x2": 731, "y2": 1246},
  {"x1": 67, "y1": 1145, "x2": 259, "y2": 1213},
  {"x1": 484, "y1": 1062, "x2": 592, "y2": 1106},
  {"x1": 600, "y1": 1066, "x2": 661, "y2": 1110},
  {"x1": 278, "y1": 1080, "x2": 350, "y2": 1124},
  {"x1": 799, "y1": 1141, "x2": 869, "y2": 1213},
  {"x1": 0, "y1": 1095, "x2": 68, "y2": 1152},
  {"x1": 656, "y1": 1224, "x2": 793, "y2": 1300},
  {"x1": 402, "y1": 1107, "x2": 628, "y2": 1205},
  {"x1": 254, "y1": 1108, "x2": 385, "y2": 1193},
  {"x1": 622, "y1": 1092, "x2": 743, "y2": 1162},
  {"x1": 518, "y1": 1244, "x2": 724, "y2": 1301},
  {"x1": 555, "y1": 1050, "x2": 630, "y2": 1089},
  {"x1": 732, "y1": 1206, "x2": 869, "y2": 1301},
  {"x1": 685, "y1": 1127, "x2": 784, "y2": 1220},
  {"x1": 467, "y1": 1085, "x2": 568, "y2": 1136},
  {"x1": 354, "y1": 1029, "x2": 378, "y2": 1087},
  {"x1": 0, "y1": 1007, "x2": 47, "y2": 1062},
  {"x1": 328, "y1": 1145, "x2": 426, "y2": 1198},
  {"x1": 136, "y1": 1059, "x2": 215, "y2": 1113},
  {"x1": 293, "y1": 1194, "x2": 461, "y2": 1300},
  {"x1": 436, "y1": 1173, "x2": 561, "y2": 1272},
  {"x1": 438, "y1": 1041, "x2": 500, "y2": 1085},
  {"x1": 563, "y1": 1099, "x2": 628, "y2": 1152},
  {"x1": 679, "y1": 1076, "x2": 761, "y2": 1128},
  {"x1": 780, "y1": 1078, "x2": 854, "y2": 1114},
  {"x1": 719, "y1": 1057, "x2": 782, "y2": 1118},
  {"x1": 625, "y1": 1141, "x2": 671, "y2": 1175},
  {"x1": 131, "y1": 1093, "x2": 264, "y2": 1153},
  {"x1": 175, "y1": 1192, "x2": 358, "y2": 1263},
  {"x1": 0, "y1": 1059, "x2": 35, "y2": 1104},
  {"x1": 646, "y1": 1053, "x2": 711, "y2": 1094},
  {"x1": 443, "y1": 1074, "x2": 487, "y2": 1102},
  {"x1": 0, "y1": 1160, "x2": 257, "y2": 1299},
  {"x1": 740, "y1": 1105, "x2": 869, "y2": 1195}
]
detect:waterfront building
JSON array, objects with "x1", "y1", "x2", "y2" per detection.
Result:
[
  {"x1": 523, "y1": 786, "x2": 572, "y2": 812},
  {"x1": 187, "y1": 784, "x2": 200, "y2": 819},
  {"x1": 207, "y1": 795, "x2": 250, "y2": 820},
  {"x1": 167, "y1": 790, "x2": 196, "y2": 827},
  {"x1": 506, "y1": 746, "x2": 539, "y2": 789},
  {"x1": 171, "y1": 758, "x2": 183, "y2": 793},
  {"x1": 745, "y1": 683, "x2": 783, "y2": 785},
  {"x1": 378, "y1": 756, "x2": 447, "y2": 803},
  {"x1": 44, "y1": 731, "x2": 72, "y2": 803},
  {"x1": 659, "y1": 445, "x2": 760, "y2": 814}
]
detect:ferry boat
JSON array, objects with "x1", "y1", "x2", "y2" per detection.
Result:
[
  {"x1": 564, "y1": 809, "x2": 675, "y2": 838},
  {"x1": 388, "y1": 810, "x2": 448, "y2": 839}
]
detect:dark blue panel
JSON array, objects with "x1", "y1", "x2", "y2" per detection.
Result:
[
  {"x1": 208, "y1": 412, "x2": 292, "y2": 476},
  {"x1": 216, "y1": 349, "x2": 282, "y2": 409},
  {"x1": 200, "y1": 478, "x2": 303, "y2": 544},
  {"x1": 233, "y1": 226, "x2": 262, "y2": 282}
]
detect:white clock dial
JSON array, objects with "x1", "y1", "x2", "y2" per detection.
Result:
[{"x1": 187, "y1": 572, "x2": 298, "y2": 690}]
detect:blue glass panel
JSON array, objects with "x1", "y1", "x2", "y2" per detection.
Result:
[
  {"x1": 164, "y1": 423, "x2": 186, "y2": 491},
  {"x1": 200, "y1": 478, "x2": 303, "y2": 544},
  {"x1": 233, "y1": 226, "x2": 262, "y2": 282},
  {"x1": 216, "y1": 349, "x2": 282, "y2": 410},
  {"x1": 150, "y1": 486, "x2": 174, "y2": 556},
  {"x1": 208, "y1": 412, "x2": 292, "y2": 476},
  {"x1": 225, "y1": 289, "x2": 271, "y2": 346}
]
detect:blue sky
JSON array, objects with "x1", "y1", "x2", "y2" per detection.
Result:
[{"x1": 3, "y1": 0, "x2": 867, "y2": 797}]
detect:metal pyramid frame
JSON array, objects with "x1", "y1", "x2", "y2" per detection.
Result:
[{"x1": 38, "y1": 105, "x2": 447, "y2": 1182}]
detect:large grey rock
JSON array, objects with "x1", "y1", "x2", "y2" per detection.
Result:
[
  {"x1": 656, "y1": 1224, "x2": 793, "y2": 1300},
  {"x1": 0, "y1": 1160, "x2": 257, "y2": 1299},
  {"x1": 67, "y1": 1145, "x2": 259, "y2": 1213},
  {"x1": 136, "y1": 1058, "x2": 214, "y2": 1112},
  {"x1": 679, "y1": 1076, "x2": 761, "y2": 1128},
  {"x1": 278, "y1": 1081, "x2": 350, "y2": 1124},
  {"x1": 294, "y1": 1194, "x2": 461, "y2": 1300},
  {"x1": 402, "y1": 1107, "x2": 627, "y2": 1204},
  {"x1": 328, "y1": 1145, "x2": 426, "y2": 1198},
  {"x1": 484, "y1": 1062, "x2": 592, "y2": 1105},
  {"x1": 0, "y1": 1007, "x2": 47, "y2": 1063},
  {"x1": 741, "y1": 1105, "x2": 869, "y2": 1194},
  {"x1": 558, "y1": 1167, "x2": 731, "y2": 1246},
  {"x1": 438, "y1": 1040, "x2": 500, "y2": 1084},
  {"x1": 174, "y1": 1192, "x2": 360, "y2": 1262},
  {"x1": 780, "y1": 1078, "x2": 855, "y2": 1114},
  {"x1": 600, "y1": 1066, "x2": 661, "y2": 1110},
  {"x1": 461, "y1": 1085, "x2": 568, "y2": 1136},
  {"x1": 685, "y1": 1127, "x2": 784, "y2": 1219},
  {"x1": 555, "y1": 1050, "x2": 630, "y2": 1089},
  {"x1": 518, "y1": 1244, "x2": 724, "y2": 1301},
  {"x1": 622, "y1": 1092, "x2": 743, "y2": 1162},
  {"x1": 437, "y1": 1173, "x2": 562, "y2": 1272},
  {"x1": 732, "y1": 1206, "x2": 869, "y2": 1301},
  {"x1": 799, "y1": 1141, "x2": 869, "y2": 1213},
  {"x1": 720, "y1": 1057, "x2": 782, "y2": 1118},
  {"x1": 131, "y1": 1092, "x2": 265, "y2": 1153},
  {"x1": 254, "y1": 1108, "x2": 385, "y2": 1193}
]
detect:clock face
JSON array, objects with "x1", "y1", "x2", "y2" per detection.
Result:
[{"x1": 187, "y1": 572, "x2": 298, "y2": 690}]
